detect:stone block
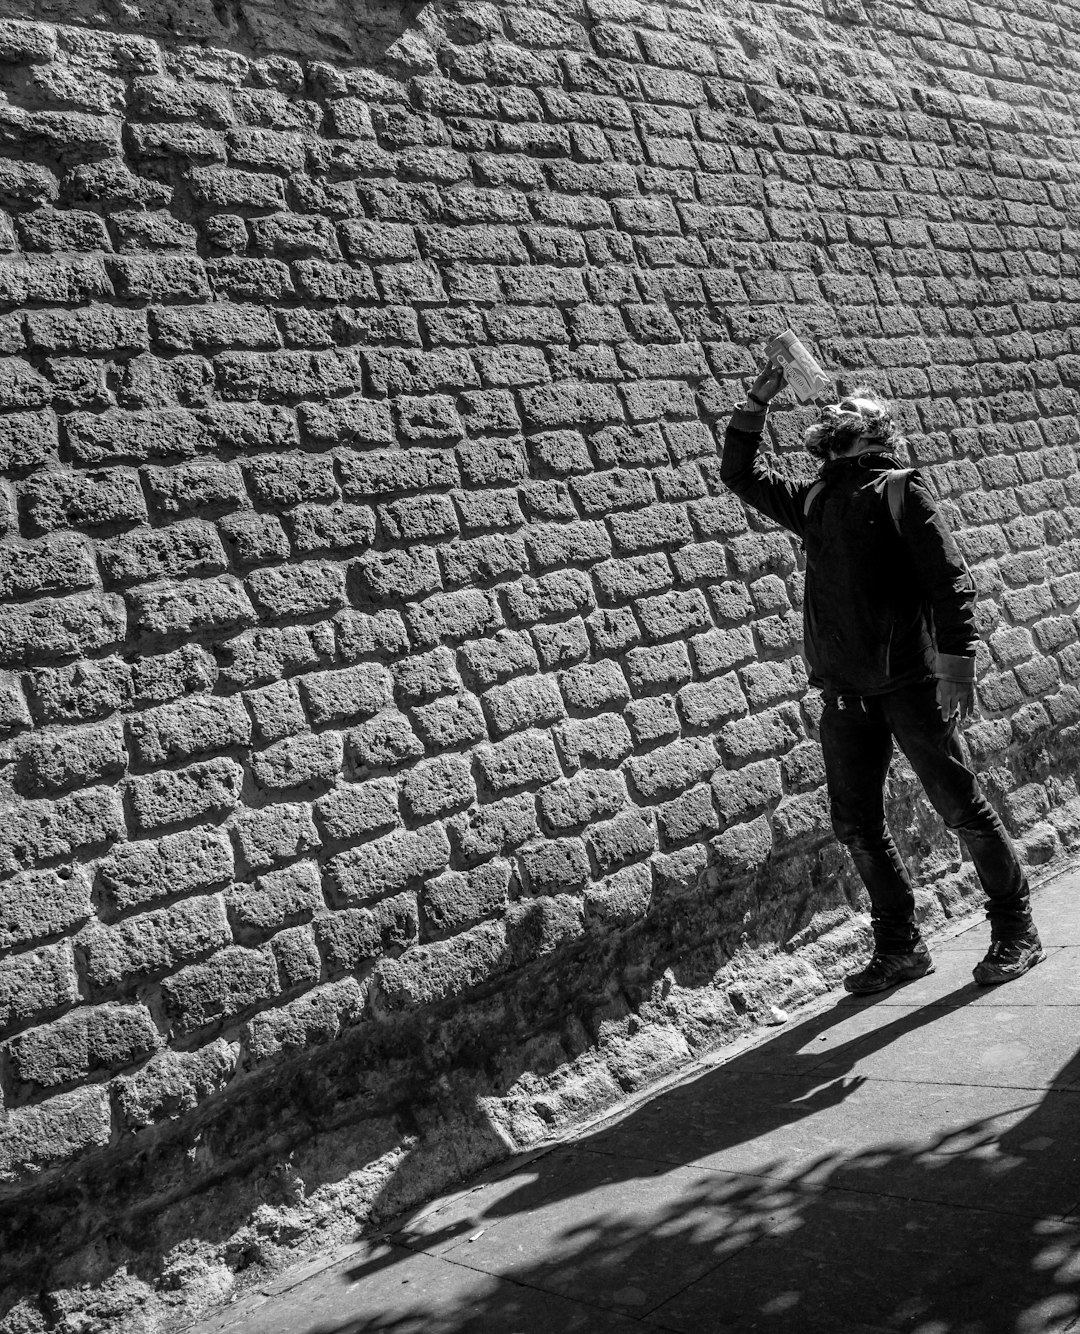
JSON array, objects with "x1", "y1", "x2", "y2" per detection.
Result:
[
  {"x1": 8, "y1": 1002, "x2": 161, "y2": 1090},
  {"x1": 160, "y1": 946, "x2": 279, "y2": 1035},
  {"x1": 78, "y1": 896, "x2": 231, "y2": 992},
  {"x1": 126, "y1": 758, "x2": 244, "y2": 833},
  {"x1": 251, "y1": 732, "x2": 344, "y2": 791},
  {"x1": 127, "y1": 576, "x2": 254, "y2": 641},
  {"x1": 324, "y1": 825, "x2": 450, "y2": 907},
  {"x1": 227, "y1": 861, "x2": 324, "y2": 940},
  {"x1": 298, "y1": 664, "x2": 393, "y2": 726},
  {"x1": 0, "y1": 940, "x2": 78, "y2": 1032},
  {"x1": 0, "y1": 532, "x2": 97, "y2": 601},
  {"x1": 315, "y1": 778, "x2": 399, "y2": 843},
  {"x1": 0, "y1": 591, "x2": 125, "y2": 667},
  {"x1": 347, "y1": 712, "x2": 425, "y2": 770},
  {"x1": 482, "y1": 674, "x2": 565, "y2": 738},
  {"x1": 13, "y1": 718, "x2": 126, "y2": 796},
  {"x1": 411, "y1": 693, "x2": 488, "y2": 750},
  {"x1": 21, "y1": 468, "x2": 146, "y2": 534},
  {"x1": 476, "y1": 728, "x2": 561, "y2": 794},
  {"x1": 316, "y1": 893, "x2": 418, "y2": 973},
  {"x1": 373, "y1": 921, "x2": 508, "y2": 1012},
  {"x1": 520, "y1": 837, "x2": 590, "y2": 894},
  {"x1": 245, "y1": 977, "x2": 366, "y2": 1065},
  {"x1": 114, "y1": 1038, "x2": 237, "y2": 1131},
  {"x1": 401, "y1": 752, "x2": 475, "y2": 820},
  {"x1": 246, "y1": 561, "x2": 346, "y2": 620},
  {"x1": 420, "y1": 860, "x2": 510, "y2": 937},
  {"x1": 126, "y1": 694, "x2": 250, "y2": 766},
  {"x1": 0, "y1": 1087, "x2": 112, "y2": 1184}
]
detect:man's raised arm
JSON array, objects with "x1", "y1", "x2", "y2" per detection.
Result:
[{"x1": 720, "y1": 361, "x2": 809, "y2": 536}]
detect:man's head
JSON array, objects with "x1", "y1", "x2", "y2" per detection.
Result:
[{"x1": 803, "y1": 389, "x2": 901, "y2": 461}]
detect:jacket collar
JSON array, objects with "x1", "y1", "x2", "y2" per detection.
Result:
[{"x1": 820, "y1": 450, "x2": 905, "y2": 477}]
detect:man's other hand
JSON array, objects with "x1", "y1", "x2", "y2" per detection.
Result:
[
  {"x1": 747, "y1": 362, "x2": 784, "y2": 407},
  {"x1": 937, "y1": 678, "x2": 976, "y2": 723}
]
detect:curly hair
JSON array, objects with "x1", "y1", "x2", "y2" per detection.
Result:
[{"x1": 803, "y1": 389, "x2": 903, "y2": 461}]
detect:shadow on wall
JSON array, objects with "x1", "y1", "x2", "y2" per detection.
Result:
[
  {"x1": 0, "y1": 0, "x2": 429, "y2": 64},
  {"x1": 290, "y1": 987, "x2": 1080, "y2": 1334}
]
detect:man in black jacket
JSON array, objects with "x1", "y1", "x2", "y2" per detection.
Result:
[{"x1": 721, "y1": 361, "x2": 1042, "y2": 993}]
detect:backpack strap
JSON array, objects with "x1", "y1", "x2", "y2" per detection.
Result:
[
  {"x1": 803, "y1": 479, "x2": 827, "y2": 518},
  {"x1": 867, "y1": 468, "x2": 914, "y2": 534}
]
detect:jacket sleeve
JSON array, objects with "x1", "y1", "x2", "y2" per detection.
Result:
[
  {"x1": 899, "y1": 474, "x2": 978, "y2": 680},
  {"x1": 720, "y1": 405, "x2": 810, "y2": 537}
]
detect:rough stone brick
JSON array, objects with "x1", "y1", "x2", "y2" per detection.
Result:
[
  {"x1": 246, "y1": 562, "x2": 346, "y2": 620},
  {"x1": 126, "y1": 757, "x2": 244, "y2": 834},
  {"x1": 244, "y1": 977, "x2": 365, "y2": 1065},
  {"x1": 476, "y1": 728, "x2": 562, "y2": 794},
  {"x1": 334, "y1": 608, "x2": 410, "y2": 663},
  {"x1": 519, "y1": 837, "x2": 589, "y2": 894},
  {"x1": 92, "y1": 827, "x2": 232, "y2": 919},
  {"x1": 353, "y1": 546, "x2": 442, "y2": 604},
  {"x1": 691, "y1": 625, "x2": 757, "y2": 677},
  {"x1": 553, "y1": 712, "x2": 633, "y2": 772},
  {"x1": 126, "y1": 695, "x2": 250, "y2": 766},
  {"x1": 113, "y1": 1037, "x2": 238, "y2": 1131},
  {"x1": 372, "y1": 919, "x2": 509, "y2": 1011},
  {"x1": 315, "y1": 778, "x2": 399, "y2": 844},
  {"x1": 532, "y1": 618, "x2": 589, "y2": 672},
  {"x1": 393, "y1": 647, "x2": 460, "y2": 705},
  {"x1": 405, "y1": 588, "x2": 502, "y2": 649},
  {"x1": 143, "y1": 461, "x2": 246, "y2": 517},
  {"x1": 99, "y1": 520, "x2": 227, "y2": 587},
  {"x1": 717, "y1": 705, "x2": 803, "y2": 765},
  {"x1": 244, "y1": 680, "x2": 306, "y2": 745},
  {"x1": 0, "y1": 406, "x2": 53, "y2": 474},
  {"x1": 713, "y1": 759, "x2": 783, "y2": 825},
  {"x1": 482, "y1": 674, "x2": 566, "y2": 738},
  {"x1": 251, "y1": 731, "x2": 343, "y2": 791},
  {"x1": 421, "y1": 861, "x2": 510, "y2": 937},
  {"x1": 505, "y1": 569, "x2": 594, "y2": 624},
  {"x1": 539, "y1": 768, "x2": 626, "y2": 834},
  {"x1": 317, "y1": 893, "x2": 418, "y2": 973},
  {"x1": 0, "y1": 591, "x2": 126, "y2": 666},
  {"x1": 625, "y1": 695, "x2": 681, "y2": 746},
  {"x1": 160, "y1": 945, "x2": 279, "y2": 1034},
  {"x1": 624, "y1": 641, "x2": 693, "y2": 694},
  {"x1": 324, "y1": 825, "x2": 450, "y2": 907},
  {"x1": 78, "y1": 896, "x2": 231, "y2": 992},
  {"x1": 27, "y1": 306, "x2": 145, "y2": 356},
  {"x1": 0, "y1": 532, "x2": 98, "y2": 601},
  {"x1": 656, "y1": 784, "x2": 720, "y2": 846},
  {"x1": 21, "y1": 468, "x2": 147, "y2": 533},
  {"x1": 0, "y1": 866, "x2": 91, "y2": 949},
  {"x1": 0, "y1": 939, "x2": 78, "y2": 1031},
  {"x1": 677, "y1": 673, "x2": 750, "y2": 729},
  {"x1": 347, "y1": 711, "x2": 425, "y2": 770},
  {"x1": 587, "y1": 809, "x2": 657, "y2": 874},
  {"x1": 227, "y1": 861, "x2": 324, "y2": 941},
  {"x1": 628, "y1": 736, "x2": 719, "y2": 802},
  {"x1": 401, "y1": 752, "x2": 475, "y2": 820},
  {"x1": 636, "y1": 589, "x2": 713, "y2": 642},
  {"x1": 520, "y1": 380, "x2": 623, "y2": 429},
  {"x1": 64, "y1": 409, "x2": 212, "y2": 465},
  {"x1": 13, "y1": 718, "x2": 126, "y2": 797},
  {"x1": 739, "y1": 659, "x2": 806, "y2": 709},
  {"x1": 3, "y1": 786, "x2": 125, "y2": 876},
  {"x1": 231, "y1": 802, "x2": 320, "y2": 874},
  {"x1": 127, "y1": 576, "x2": 254, "y2": 642},
  {"x1": 557, "y1": 659, "x2": 630, "y2": 714},
  {"x1": 410, "y1": 693, "x2": 488, "y2": 751},
  {"x1": 8, "y1": 1002, "x2": 161, "y2": 1090},
  {"x1": 129, "y1": 644, "x2": 217, "y2": 707},
  {"x1": 0, "y1": 1086, "x2": 112, "y2": 1182},
  {"x1": 378, "y1": 493, "x2": 458, "y2": 542},
  {"x1": 298, "y1": 664, "x2": 393, "y2": 726},
  {"x1": 298, "y1": 398, "x2": 394, "y2": 448},
  {"x1": 609, "y1": 503, "x2": 694, "y2": 554}
]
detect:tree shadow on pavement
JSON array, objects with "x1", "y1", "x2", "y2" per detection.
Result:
[{"x1": 289, "y1": 978, "x2": 1080, "y2": 1333}]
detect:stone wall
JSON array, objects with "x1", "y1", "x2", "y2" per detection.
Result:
[{"x1": 3, "y1": 0, "x2": 1080, "y2": 1326}]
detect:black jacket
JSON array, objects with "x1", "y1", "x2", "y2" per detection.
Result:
[{"x1": 721, "y1": 405, "x2": 978, "y2": 696}]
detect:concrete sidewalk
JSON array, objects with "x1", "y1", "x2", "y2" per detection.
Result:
[{"x1": 191, "y1": 867, "x2": 1080, "y2": 1334}]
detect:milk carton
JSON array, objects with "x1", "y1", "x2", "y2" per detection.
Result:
[{"x1": 764, "y1": 329, "x2": 832, "y2": 403}]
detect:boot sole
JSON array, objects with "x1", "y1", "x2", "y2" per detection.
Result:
[
  {"x1": 843, "y1": 960, "x2": 936, "y2": 996},
  {"x1": 972, "y1": 947, "x2": 1047, "y2": 987}
]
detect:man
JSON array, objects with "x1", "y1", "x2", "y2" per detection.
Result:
[{"x1": 720, "y1": 359, "x2": 1043, "y2": 993}]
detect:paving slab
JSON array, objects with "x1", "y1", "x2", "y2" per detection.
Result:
[
  {"x1": 193, "y1": 1238, "x2": 666, "y2": 1334},
  {"x1": 588, "y1": 1071, "x2": 1080, "y2": 1219},
  {"x1": 439, "y1": 1149, "x2": 803, "y2": 1314},
  {"x1": 649, "y1": 1187, "x2": 1080, "y2": 1334}
]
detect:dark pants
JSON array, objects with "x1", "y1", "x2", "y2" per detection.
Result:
[{"x1": 819, "y1": 680, "x2": 1033, "y2": 952}]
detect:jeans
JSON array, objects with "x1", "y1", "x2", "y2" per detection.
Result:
[{"x1": 819, "y1": 680, "x2": 1033, "y2": 952}]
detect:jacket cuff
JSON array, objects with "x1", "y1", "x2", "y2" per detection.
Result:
[
  {"x1": 935, "y1": 653, "x2": 976, "y2": 683},
  {"x1": 731, "y1": 404, "x2": 769, "y2": 426}
]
